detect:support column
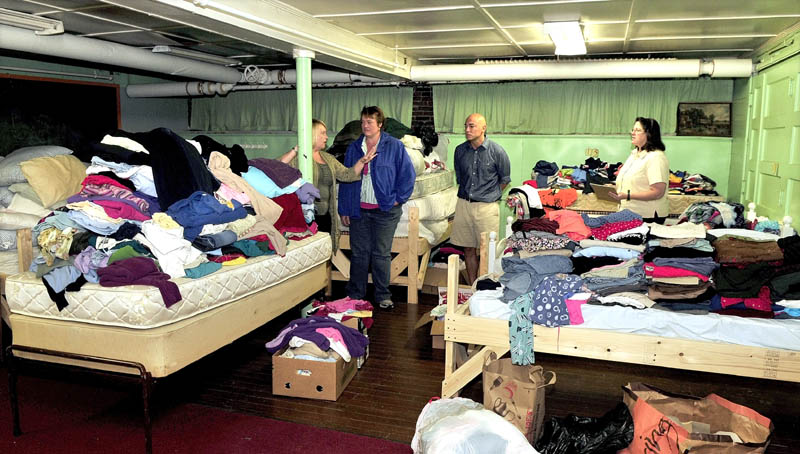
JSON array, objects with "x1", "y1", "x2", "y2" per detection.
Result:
[{"x1": 293, "y1": 49, "x2": 315, "y2": 180}]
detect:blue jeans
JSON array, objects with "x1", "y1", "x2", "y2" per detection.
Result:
[{"x1": 347, "y1": 205, "x2": 402, "y2": 302}]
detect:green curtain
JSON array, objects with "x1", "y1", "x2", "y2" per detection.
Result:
[
  {"x1": 190, "y1": 86, "x2": 413, "y2": 134},
  {"x1": 434, "y1": 79, "x2": 733, "y2": 134}
]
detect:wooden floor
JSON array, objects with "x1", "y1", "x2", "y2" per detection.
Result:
[{"x1": 4, "y1": 283, "x2": 800, "y2": 452}]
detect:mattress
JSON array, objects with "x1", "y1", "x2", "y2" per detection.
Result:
[
  {"x1": 468, "y1": 294, "x2": 800, "y2": 352},
  {"x1": 394, "y1": 217, "x2": 452, "y2": 245},
  {"x1": 410, "y1": 169, "x2": 454, "y2": 199},
  {"x1": 5, "y1": 232, "x2": 332, "y2": 329},
  {"x1": 402, "y1": 186, "x2": 458, "y2": 222}
]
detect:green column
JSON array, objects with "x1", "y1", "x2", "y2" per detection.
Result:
[{"x1": 293, "y1": 49, "x2": 314, "y2": 180}]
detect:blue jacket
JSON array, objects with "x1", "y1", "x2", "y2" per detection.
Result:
[{"x1": 338, "y1": 132, "x2": 416, "y2": 217}]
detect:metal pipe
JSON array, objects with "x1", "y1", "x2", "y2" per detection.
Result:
[
  {"x1": 294, "y1": 49, "x2": 314, "y2": 180},
  {"x1": 0, "y1": 24, "x2": 242, "y2": 83}
]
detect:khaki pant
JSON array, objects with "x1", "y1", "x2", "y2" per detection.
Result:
[{"x1": 451, "y1": 198, "x2": 499, "y2": 248}]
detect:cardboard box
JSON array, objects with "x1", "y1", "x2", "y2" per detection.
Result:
[
  {"x1": 341, "y1": 317, "x2": 369, "y2": 368},
  {"x1": 272, "y1": 348, "x2": 357, "y2": 401},
  {"x1": 430, "y1": 319, "x2": 445, "y2": 349}
]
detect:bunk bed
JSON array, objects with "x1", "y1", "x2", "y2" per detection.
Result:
[
  {"x1": 2, "y1": 228, "x2": 332, "y2": 453},
  {"x1": 441, "y1": 234, "x2": 800, "y2": 398},
  {"x1": 330, "y1": 169, "x2": 457, "y2": 304}
]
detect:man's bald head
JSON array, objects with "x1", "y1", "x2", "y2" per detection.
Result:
[{"x1": 464, "y1": 113, "x2": 487, "y2": 147}]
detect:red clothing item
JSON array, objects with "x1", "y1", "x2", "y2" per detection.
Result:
[
  {"x1": 546, "y1": 209, "x2": 590, "y2": 241},
  {"x1": 644, "y1": 262, "x2": 710, "y2": 281},
  {"x1": 720, "y1": 286, "x2": 773, "y2": 312},
  {"x1": 590, "y1": 219, "x2": 643, "y2": 241},
  {"x1": 272, "y1": 193, "x2": 309, "y2": 233},
  {"x1": 96, "y1": 200, "x2": 151, "y2": 221}
]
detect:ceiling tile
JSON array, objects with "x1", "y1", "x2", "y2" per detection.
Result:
[
  {"x1": 363, "y1": 29, "x2": 506, "y2": 49},
  {"x1": 485, "y1": 0, "x2": 634, "y2": 26},
  {"x1": 322, "y1": 9, "x2": 489, "y2": 34},
  {"x1": 633, "y1": 0, "x2": 800, "y2": 20},
  {"x1": 631, "y1": 18, "x2": 797, "y2": 39},
  {"x1": 405, "y1": 44, "x2": 518, "y2": 60},
  {"x1": 288, "y1": 0, "x2": 471, "y2": 17}
]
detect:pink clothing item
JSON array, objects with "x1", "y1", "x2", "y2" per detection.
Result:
[
  {"x1": 315, "y1": 327, "x2": 346, "y2": 347},
  {"x1": 546, "y1": 209, "x2": 591, "y2": 241},
  {"x1": 95, "y1": 200, "x2": 151, "y2": 221},
  {"x1": 216, "y1": 183, "x2": 251, "y2": 205},
  {"x1": 313, "y1": 297, "x2": 373, "y2": 315},
  {"x1": 644, "y1": 262, "x2": 710, "y2": 281},
  {"x1": 565, "y1": 298, "x2": 586, "y2": 325},
  {"x1": 590, "y1": 219, "x2": 643, "y2": 241},
  {"x1": 721, "y1": 286, "x2": 772, "y2": 312},
  {"x1": 82, "y1": 174, "x2": 132, "y2": 192},
  {"x1": 360, "y1": 202, "x2": 380, "y2": 209}
]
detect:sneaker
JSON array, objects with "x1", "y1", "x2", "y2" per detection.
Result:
[{"x1": 378, "y1": 299, "x2": 394, "y2": 309}]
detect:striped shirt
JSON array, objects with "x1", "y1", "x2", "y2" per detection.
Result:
[{"x1": 359, "y1": 137, "x2": 379, "y2": 207}]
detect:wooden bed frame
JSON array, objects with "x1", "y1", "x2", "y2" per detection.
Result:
[
  {"x1": 2, "y1": 228, "x2": 331, "y2": 453},
  {"x1": 329, "y1": 206, "x2": 452, "y2": 304},
  {"x1": 441, "y1": 234, "x2": 800, "y2": 398}
]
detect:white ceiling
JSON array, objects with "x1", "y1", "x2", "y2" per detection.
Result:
[{"x1": 1, "y1": 0, "x2": 799, "y2": 79}]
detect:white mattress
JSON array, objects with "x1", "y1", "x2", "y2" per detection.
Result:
[
  {"x1": 5, "y1": 232, "x2": 332, "y2": 329},
  {"x1": 468, "y1": 294, "x2": 800, "y2": 351},
  {"x1": 402, "y1": 186, "x2": 458, "y2": 222},
  {"x1": 394, "y1": 218, "x2": 451, "y2": 245},
  {"x1": 410, "y1": 169, "x2": 454, "y2": 199}
]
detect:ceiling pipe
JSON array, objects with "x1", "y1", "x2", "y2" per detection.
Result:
[
  {"x1": 127, "y1": 67, "x2": 388, "y2": 97},
  {"x1": 410, "y1": 58, "x2": 754, "y2": 81},
  {"x1": 0, "y1": 24, "x2": 242, "y2": 83}
]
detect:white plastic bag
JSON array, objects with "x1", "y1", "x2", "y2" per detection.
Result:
[{"x1": 411, "y1": 397, "x2": 539, "y2": 454}]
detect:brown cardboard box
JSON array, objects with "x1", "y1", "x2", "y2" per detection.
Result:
[
  {"x1": 430, "y1": 319, "x2": 445, "y2": 349},
  {"x1": 415, "y1": 311, "x2": 446, "y2": 349},
  {"x1": 272, "y1": 348, "x2": 357, "y2": 401}
]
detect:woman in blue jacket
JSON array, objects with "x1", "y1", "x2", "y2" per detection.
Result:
[{"x1": 338, "y1": 106, "x2": 416, "y2": 309}]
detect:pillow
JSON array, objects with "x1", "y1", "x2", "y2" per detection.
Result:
[
  {"x1": 8, "y1": 182, "x2": 44, "y2": 206},
  {"x1": 20, "y1": 154, "x2": 86, "y2": 208},
  {"x1": 0, "y1": 210, "x2": 42, "y2": 230},
  {"x1": 0, "y1": 145, "x2": 72, "y2": 186},
  {"x1": 0, "y1": 186, "x2": 13, "y2": 207},
  {"x1": 8, "y1": 193, "x2": 53, "y2": 218}
]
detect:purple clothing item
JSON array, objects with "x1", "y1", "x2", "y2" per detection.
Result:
[
  {"x1": 265, "y1": 316, "x2": 369, "y2": 357},
  {"x1": 248, "y1": 158, "x2": 302, "y2": 188},
  {"x1": 97, "y1": 256, "x2": 181, "y2": 307},
  {"x1": 74, "y1": 246, "x2": 109, "y2": 274},
  {"x1": 295, "y1": 182, "x2": 321, "y2": 204}
]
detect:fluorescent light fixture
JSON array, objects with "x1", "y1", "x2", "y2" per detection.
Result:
[
  {"x1": 152, "y1": 45, "x2": 241, "y2": 66},
  {"x1": 0, "y1": 8, "x2": 63, "y2": 35},
  {"x1": 543, "y1": 21, "x2": 586, "y2": 55}
]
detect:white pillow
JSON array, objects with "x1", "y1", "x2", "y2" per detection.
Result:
[
  {"x1": 0, "y1": 210, "x2": 42, "y2": 230},
  {"x1": 7, "y1": 193, "x2": 52, "y2": 218},
  {"x1": 0, "y1": 145, "x2": 72, "y2": 186}
]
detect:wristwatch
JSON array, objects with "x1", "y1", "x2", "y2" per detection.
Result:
[{"x1": 627, "y1": 190, "x2": 631, "y2": 201}]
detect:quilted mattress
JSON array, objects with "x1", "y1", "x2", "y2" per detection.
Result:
[
  {"x1": 410, "y1": 169, "x2": 454, "y2": 199},
  {"x1": 402, "y1": 186, "x2": 458, "y2": 222},
  {"x1": 5, "y1": 232, "x2": 332, "y2": 329}
]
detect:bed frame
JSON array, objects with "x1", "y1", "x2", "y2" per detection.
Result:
[
  {"x1": 3, "y1": 228, "x2": 331, "y2": 454},
  {"x1": 441, "y1": 234, "x2": 800, "y2": 398},
  {"x1": 329, "y1": 206, "x2": 452, "y2": 304}
]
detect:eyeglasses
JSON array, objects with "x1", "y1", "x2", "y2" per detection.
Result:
[{"x1": 631, "y1": 129, "x2": 644, "y2": 134}]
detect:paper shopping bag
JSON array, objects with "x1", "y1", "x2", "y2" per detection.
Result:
[
  {"x1": 483, "y1": 351, "x2": 556, "y2": 444},
  {"x1": 622, "y1": 382, "x2": 773, "y2": 454}
]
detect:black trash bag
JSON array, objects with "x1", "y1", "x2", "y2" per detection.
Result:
[
  {"x1": 411, "y1": 121, "x2": 438, "y2": 156},
  {"x1": 534, "y1": 402, "x2": 634, "y2": 454}
]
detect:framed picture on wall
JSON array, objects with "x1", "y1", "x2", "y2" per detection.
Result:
[{"x1": 677, "y1": 102, "x2": 731, "y2": 137}]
